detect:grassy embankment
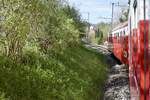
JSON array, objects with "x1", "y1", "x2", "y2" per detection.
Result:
[{"x1": 0, "y1": 45, "x2": 107, "y2": 100}]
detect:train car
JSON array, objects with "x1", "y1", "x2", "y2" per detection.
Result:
[
  {"x1": 111, "y1": 22, "x2": 128, "y2": 64},
  {"x1": 128, "y1": 0, "x2": 149, "y2": 99},
  {"x1": 108, "y1": 0, "x2": 150, "y2": 99}
]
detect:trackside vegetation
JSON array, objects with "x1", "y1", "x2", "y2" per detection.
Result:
[
  {"x1": 0, "y1": 0, "x2": 108, "y2": 99},
  {"x1": 0, "y1": 45, "x2": 107, "y2": 100}
]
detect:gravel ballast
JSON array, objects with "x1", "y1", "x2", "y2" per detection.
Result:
[{"x1": 84, "y1": 44, "x2": 130, "y2": 100}]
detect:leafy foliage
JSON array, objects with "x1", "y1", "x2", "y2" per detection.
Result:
[
  {"x1": 62, "y1": 5, "x2": 86, "y2": 33},
  {"x1": 0, "y1": 0, "x2": 85, "y2": 57},
  {"x1": 119, "y1": 9, "x2": 129, "y2": 23},
  {"x1": 0, "y1": 45, "x2": 107, "y2": 100},
  {"x1": 0, "y1": 0, "x2": 107, "y2": 100},
  {"x1": 95, "y1": 23, "x2": 111, "y2": 43}
]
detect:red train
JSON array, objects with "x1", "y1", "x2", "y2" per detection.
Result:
[{"x1": 108, "y1": 0, "x2": 150, "y2": 99}]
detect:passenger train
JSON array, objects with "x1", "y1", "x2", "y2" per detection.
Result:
[{"x1": 108, "y1": 0, "x2": 150, "y2": 99}]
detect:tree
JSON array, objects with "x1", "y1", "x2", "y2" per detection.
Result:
[
  {"x1": 62, "y1": 5, "x2": 86, "y2": 33},
  {"x1": 0, "y1": 0, "x2": 86, "y2": 59},
  {"x1": 96, "y1": 23, "x2": 111, "y2": 42},
  {"x1": 119, "y1": 9, "x2": 129, "y2": 23}
]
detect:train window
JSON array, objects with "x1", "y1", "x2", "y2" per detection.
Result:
[
  {"x1": 120, "y1": 31, "x2": 122, "y2": 43},
  {"x1": 123, "y1": 31, "x2": 126, "y2": 41},
  {"x1": 120, "y1": 32, "x2": 122, "y2": 37},
  {"x1": 116, "y1": 33, "x2": 118, "y2": 43},
  {"x1": 124, "y1": 31, "x2": 125, "y2": 36},
  {"x1": 114, "y1": 33, "x2": 116, "y2": 43},
  {"x1": 133, "y1": 0, "x2": 137, "y2": 28},
  {"x1": 115, "y1": 33, "x2": 116, "y2": 43},
  {"x1": 117, "y1": 32, "x2": 119, "y2": 43}
]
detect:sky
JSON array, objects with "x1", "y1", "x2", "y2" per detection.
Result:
[{"x1": 68, "y1": 0, "x2": 128, "y2": 24}]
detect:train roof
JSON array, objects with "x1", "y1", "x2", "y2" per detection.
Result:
[{"x1": 112, "y1": 21, "x2": 128, "y2": 32}]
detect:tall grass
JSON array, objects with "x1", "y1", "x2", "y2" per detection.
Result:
[{"x1": 0, "y1": 45, "x2": 107, "y2": 100}]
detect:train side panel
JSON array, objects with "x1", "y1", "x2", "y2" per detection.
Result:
[
  {"x1": 128, "y1": 0, "x2": 150, "y2": 99},
  {"x1": 112, "y1": 25, "x2": 128, "y2": 64}
]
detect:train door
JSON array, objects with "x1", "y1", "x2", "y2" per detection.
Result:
[
  {"x1": 138, "y1": 0, "x2": 150, "y2": 100},
  {"x1": 138, "y1": 0, "x2": 149, "y2": 99},
  {"x1": 148, "y1": 0, "x2": 150, "y2": 99},
  {"x1": 129, "y1": 0, "x2": 139, "y2": 99}
]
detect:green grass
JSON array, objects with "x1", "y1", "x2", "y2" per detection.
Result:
[{"x1": 0, "y1": 45, "x2": 108, "y2": 100}]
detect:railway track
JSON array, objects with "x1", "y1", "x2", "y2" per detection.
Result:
[
  {"x1": 85, "y1": 44, "x2": 111, "y2": 55},
  {"x1": 84, "y1": 44, "x2": 130, "y2": 100}
]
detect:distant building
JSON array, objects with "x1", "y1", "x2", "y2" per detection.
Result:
[{"x1": 88, "y1": 25, "x2": 96, "y2": 42}]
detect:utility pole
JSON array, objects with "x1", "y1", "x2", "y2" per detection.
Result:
[
  {"x1": 109, "y1": 2, "x2": 128, "y2": 42},
  {"x1": 111, "y1": 2, "x2": 128, "y2": 29},
  {"x1": 87, "y1": 12, "x2": 90, "y2": 39},
  {"x1": 111, "y1": 3, "x2": 114, "y2": 31},
  {"x1": 109, "y1": 3, "x2": 114, "y2": 43},
  {"x1": 88, "y1": 12, "x2": 90, "y2": 26},
  {"x1": 81, "y1": 12, "x2": 90, "y2": 39}
]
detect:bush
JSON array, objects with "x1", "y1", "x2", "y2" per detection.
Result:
[{"x1": 0, "y1": 45, "x2": 107, "y2": 100}]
